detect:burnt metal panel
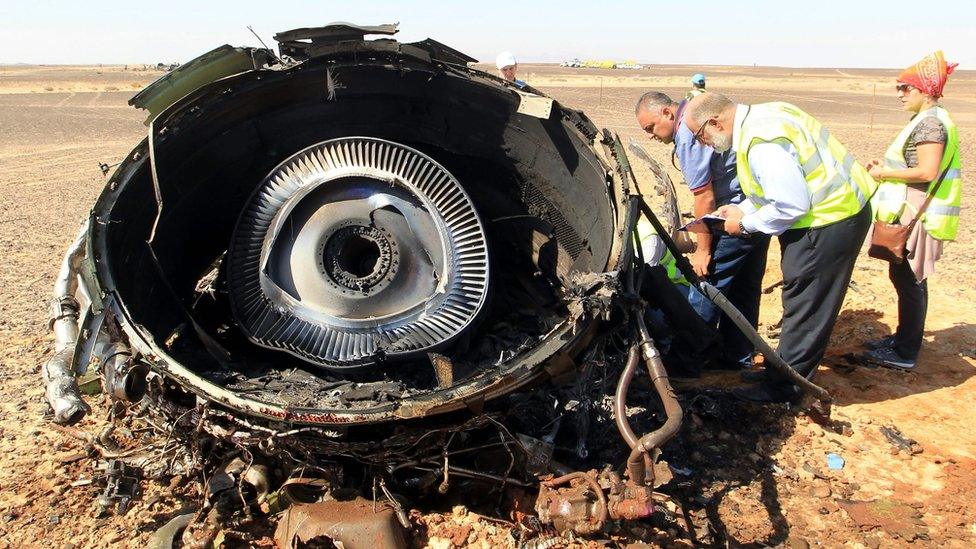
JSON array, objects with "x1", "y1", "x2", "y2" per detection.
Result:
[
  {"x1": 274, "y1": 22, "x2": 399, "y2": 43},
  {"x1": 128, "y1": 45, "x2": 274, "y2": 124}
]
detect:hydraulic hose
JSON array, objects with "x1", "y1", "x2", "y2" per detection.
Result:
[
  {"x1": 613, "y1": 345, "x2": 641, "y2": 449},
  {"x1": 635, "y1": 197, "x2": 831, "y2": 403},
  {"x1": 696, "y1": 281, "x2": 831, "y2": 402},
  {"x1": 625, "y1": 316, "x2": 684, "y2": 486},
  {"x1": 613, "y1": 343, "x2": 654, "y2": 481},
  {"x1": 611, "y1": 186, "x2": 684, "y2": 486}
]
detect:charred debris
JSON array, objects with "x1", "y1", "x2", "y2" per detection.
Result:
[{"x1": 40, "y1": 23, "x2": 834, "y2": 547}]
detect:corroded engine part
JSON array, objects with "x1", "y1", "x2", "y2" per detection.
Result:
[
  {"x1": 39, "y1": 23, "x2": 704, "y2": 544},
  {"x1": 42, "y1": 228, "x2": 91, "y2": 425},
  {"x1": 99, "y1": 341, "x2": 149, "y2": 402},
  {"x1": 274, "y1": 498, "x2": 407, "y2": 549},
  {"x1": 535, "y1": 470, "x2": 659, "y2": 536}
]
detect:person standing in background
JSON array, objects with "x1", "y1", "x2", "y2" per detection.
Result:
[
  {"x1": 495, "y1": 51, "x2": 527, "y2": 89},
  {"x1": 687, "y1": 73, "x2": 707, "y2": 100},
  {"x1": 862, "y1": 51, "x2": 962, "y2": 370}
]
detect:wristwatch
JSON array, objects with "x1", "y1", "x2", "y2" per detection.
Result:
[{"x1": 737, "y1": 220, "x2": 751, "y2": 238}]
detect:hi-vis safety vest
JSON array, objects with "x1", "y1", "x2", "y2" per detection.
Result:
[
  {"x1": 736, "y1": 103, "x2": 878, "y2": 229},
  {"x1": 636, "y1": 218, "x2": 688, "y2": 286},
  {"x1": 686, "y1": 88, "x2": 705, "y2": 101},
  {"x1": 873, "y1": 106, "x2": 962, "y2": 241}
]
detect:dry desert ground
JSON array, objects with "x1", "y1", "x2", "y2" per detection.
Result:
[{"x1": 0, "y1": 62, "x2": 974, "y2": 547}]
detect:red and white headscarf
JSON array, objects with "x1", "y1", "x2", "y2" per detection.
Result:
[{"x1": 897, "y1": 50, "x2": 958, "y2": 98}]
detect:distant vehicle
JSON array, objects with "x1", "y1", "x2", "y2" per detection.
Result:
[
  {"x1": 560, "y1": 58, "x2": 581, "y2": 68},
  {"x1": 581, "y1": 59, "x2": 617, "y2": 69},
  {"x1": 616, "y1": 62, "x2": 644, "y2": 70}
]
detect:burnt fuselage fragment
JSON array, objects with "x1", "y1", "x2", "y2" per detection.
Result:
[
  {"x1": 41, "y1": 25, "x2": 711, "y2": 541},
  {"x1": 72, "y1": 28, "x2": 623, "y2": 427}
]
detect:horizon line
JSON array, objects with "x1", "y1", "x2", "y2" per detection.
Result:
[{"x1": 2, "y1": 61, "x2": 971, "y2": 73}]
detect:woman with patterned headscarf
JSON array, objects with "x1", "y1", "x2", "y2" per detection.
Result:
[{"x1": 863, "y1": 51, "x2": 962, "y2": 370}]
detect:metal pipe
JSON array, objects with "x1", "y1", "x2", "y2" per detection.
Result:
[
  {"x1": 613, "y1": 344, "x2": 641, "y2": 449},
  {"x1": 613, "y1": 343, "x2": 654, "y2": 482},
  {"x1": 100, "y1": 341, "x2": 149, "y2": 402},
  {"x1": 42, "y1": 228, "x2": 90, "y2": 425},
  {"x1": 626, "y1": 316, "x2": 683, "y2": 486}
]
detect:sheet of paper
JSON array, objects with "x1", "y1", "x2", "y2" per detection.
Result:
[{"x1": 679, "y1": 214, "x2": 728, "y2": 234}]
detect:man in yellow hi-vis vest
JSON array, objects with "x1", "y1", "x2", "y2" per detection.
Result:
[
  {"x1": 685, "y1": 92, "x2": 876, "y2": 403},
  {"x1": 636, "y1": 217, "x2": 689, "y2": 288}
]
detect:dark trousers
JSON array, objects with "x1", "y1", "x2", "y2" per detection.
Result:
[
  {"x1": 687, "y1": 233, "x2": 770, "y2": 365},
  {"x1": 767, "y1": 206, "x2": 872, "y2": 390},
  {"x1": 889, "y1": 259, "x2": 927, "y2": 359}
]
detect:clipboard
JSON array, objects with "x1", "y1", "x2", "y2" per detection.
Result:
[{"x1": 679, "y1": 214, "x2": 728, "y2": 235}]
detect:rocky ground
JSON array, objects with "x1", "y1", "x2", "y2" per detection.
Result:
[{"x1": 0, "y1": 63, "x2": 974, "y2": 547}]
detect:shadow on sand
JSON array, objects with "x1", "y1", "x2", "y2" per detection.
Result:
[{"x1": 818, "y1": 308, "x2": 976, "y2": 406}]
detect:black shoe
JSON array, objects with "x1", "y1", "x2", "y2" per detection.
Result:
[
  {"x1": 739, "y1": 369, "x2": 766, "y2": 382},
  {"x1": 711, "y1": 358, "x2": 754, "y2": 372},
  {"x1": 863, "y1": 347, "x2": 916, "y2": 370},
  {"x1": 863, "y1": 335, "x2": 895, "y2": 351},
  {"x1": 732, "y1": 383, "x2": 799, "y2": 404}
]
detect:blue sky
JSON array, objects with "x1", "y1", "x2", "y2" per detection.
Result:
[{"x1": 1, "y1": 1, "x2": 972, "y2": 68}]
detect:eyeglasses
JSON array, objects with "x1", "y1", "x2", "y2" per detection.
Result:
[
  {"x1": 694, "y1": 117, "x2": 714, "y2": 144},
  {"x1": 896, "y1": 83, "x2": 915, "y2": 93}
]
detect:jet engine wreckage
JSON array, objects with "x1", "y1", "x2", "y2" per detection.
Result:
[{"x1": 41, "y1": 23, "x2": 834, "y2": 547}]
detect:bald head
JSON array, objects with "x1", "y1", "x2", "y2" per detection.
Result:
[
  {"x1": 685, "y1": 92, "x2": 735, "y2": 128},
  {"x1": 684, "y1": 92, "x2": 737, "y2": 153}
]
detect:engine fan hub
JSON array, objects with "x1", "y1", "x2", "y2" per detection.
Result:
[
  {"x1": 228, "y1": 137, "x2": 490, "y2": 370},
  {"x1": 321, "y1": 224, "x2": 396, "y2": 293}
]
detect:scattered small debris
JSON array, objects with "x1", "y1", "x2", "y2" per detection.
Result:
[
  {"x1": 669, "y1": 465, "x2": 693, "y2": 476},
  {"x1": 96, "y1": 460, "x2": 142, "y2": 515},
  {"x1": 148, "y1": 513, "x2": 195, "y2": 549},
  {"x1": 801, "y1": 462, "x2": 828, "y2": 480},
  {"x1": 837, "y1": 499, "x2": 929, "y2": 539},
  {"x1": 880, "y1": 425, "x2": 923, "y2": 455}
]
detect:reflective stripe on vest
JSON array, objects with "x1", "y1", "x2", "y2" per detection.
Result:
[
  {"x1": 872, "y1": 106, "x2": 963, "y2": 241},
  {"x1": 735, "y1": 103, "x2": 878, "y2": 229},
  {"x1": 636, "y1": 218, "x2": 689, "y2": 286}
]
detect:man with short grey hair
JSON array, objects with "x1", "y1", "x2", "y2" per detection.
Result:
[
  {"x1": 635, "y1": 91, "x2": 769, "y2": 372},
  {"x1": 684, "y1": 92, "x2": 876, "y2": 402}
]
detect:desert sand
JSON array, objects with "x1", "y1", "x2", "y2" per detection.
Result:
[{"x1": 0, "y1": 63, "x2": 974, "y2": 547}]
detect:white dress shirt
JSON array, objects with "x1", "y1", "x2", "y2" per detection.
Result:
[{"x1": 732, "y1": 104, "x2": 812, "y2": 235}]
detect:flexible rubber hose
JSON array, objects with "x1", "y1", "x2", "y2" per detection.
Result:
[
  {"x1": 635, "y1": 197, "x2": 831, "y2": 402},
  {"x1": 697, "y1": 281, "x2": 831, "y2": 402}
]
